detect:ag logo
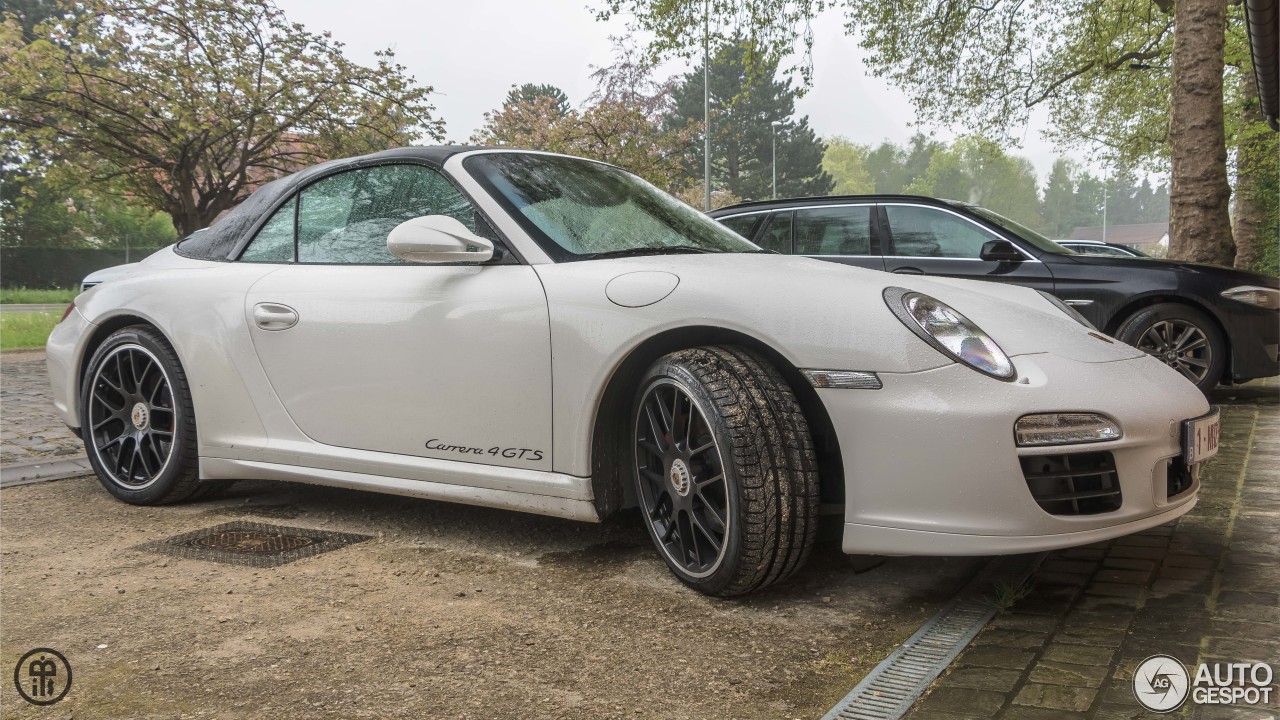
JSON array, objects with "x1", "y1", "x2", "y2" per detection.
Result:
[
  {"x1": 1133, "y1": 654, "x2": 1189, "y2": 712},
  {"x1": 13, "y1": 648, "x2": 72, "y2": 706}
]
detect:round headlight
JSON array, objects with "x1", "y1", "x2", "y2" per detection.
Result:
[{"x1": 884, "y1": 287, "x2": 1016, "y2": 380}]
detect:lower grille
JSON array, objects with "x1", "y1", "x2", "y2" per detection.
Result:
[
  {"x1": 1020, "y1": 451, "x2": 1122, "y2": 516},
  {"x1": 1166, "y1": 457, "x2": 1195, "y2": 500}
]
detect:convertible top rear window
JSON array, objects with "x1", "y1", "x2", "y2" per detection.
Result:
[{"x1": 174, "y1": 177, "x2": 293, "y2": 261}]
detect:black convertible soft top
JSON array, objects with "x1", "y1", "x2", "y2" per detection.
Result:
[{"x1": 174, "y1": 145, "x2": 487, "y2": 261}]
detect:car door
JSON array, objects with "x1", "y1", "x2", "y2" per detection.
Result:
[
  {"x1": 880, "y1": 203, "x2": 1052, "y2": 290},
  {"x1": 241, "y1": 163, "x2": 554, "y2": 471},
  {"x1": 793, "y1": 204, "x2": 885, "y2": 271}
]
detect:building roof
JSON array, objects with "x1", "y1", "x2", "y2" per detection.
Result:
[{"x1": 1068, "y1": 223, "x2": 1169, "y2": 246}]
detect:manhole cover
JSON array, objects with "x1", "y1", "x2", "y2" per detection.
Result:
[{"x1": 134, "y1": 520, "x2": 371, "y2": 567}]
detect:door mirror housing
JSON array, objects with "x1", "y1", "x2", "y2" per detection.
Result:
[
  {"x1": 387, "y1": 215, "x2": 494, "y2": 264},
  {"x1": 980, "y1": 239, "x2": 1024, "y2": 262}
]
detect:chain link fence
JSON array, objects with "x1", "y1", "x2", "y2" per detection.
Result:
[{"x1": 0, "y1": 246, "x2": 165, "y2": 289}]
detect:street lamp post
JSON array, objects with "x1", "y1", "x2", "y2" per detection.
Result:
[
  {"x1": 771, "y1": 121, "x2": 782, "y2": 199},
  {"x1": 702, "y1": 0, "x2": 711, "y2": 211}
]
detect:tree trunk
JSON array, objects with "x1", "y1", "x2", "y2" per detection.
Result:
[
  {"x1": 1167, "y1": 0, "x2": 1235, "y2": 266},
  {"x1": 1233, "y1": 73, "x2": 1269, "y2": 271}
]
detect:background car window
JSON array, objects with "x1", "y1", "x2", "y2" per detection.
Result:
[
  {"x1": 795, "y1": 206, "x2": 873, "y2": 256},
  {"x1": 719, "y1": 214, "x2": 761, "y2": 240},
  {"x1": 296, "y1": 164, "x2": 482, "y2": 264},
  {"x1": 756, "y1": 212, "x2": 792, "y2": 253},
  {"x1": 241, "y1": 197, "x2": 296, "y2": 262},
  {"x1": 886, "y1": 205, "x2": 999, "y2": 258}
]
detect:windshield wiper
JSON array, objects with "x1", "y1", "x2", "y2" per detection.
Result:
[{"x1": 586, "y1": 246, "x2": 715, "y2": 259}]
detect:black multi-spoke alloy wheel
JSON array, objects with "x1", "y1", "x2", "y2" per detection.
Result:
[
  {"x1": 81, "y1": 326, "x2": 205, "y2": 504},
  {"x1": 1116, "y1": 303, "x2": 1225, "y2": 394},
  {"x1": 633, "y1": 346, "x2": 819, "y2": 597}
]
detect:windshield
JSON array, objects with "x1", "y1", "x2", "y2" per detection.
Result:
[
  {"x1": 956, "y1": 203, "x2": 1077, "y2": 255},
  {"x1": 464, "y1": 153, "x2": 761, "y2": 261}
]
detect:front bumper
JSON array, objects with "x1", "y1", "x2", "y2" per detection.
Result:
[
  {"x1": 46, "y1": 306, "x2": 91, "y2": 430},
  {"x1": 826, "y1": 353, "x2": 1209, "y2": 556}
]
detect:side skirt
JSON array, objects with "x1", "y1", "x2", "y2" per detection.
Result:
[{"x1": 199, "y1": 457, "x2": 601, "y2": 522}]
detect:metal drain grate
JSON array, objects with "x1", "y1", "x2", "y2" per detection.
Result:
[
  {"x1": 135, "y1": 520, "x2": 371, "y2": 567},
  {"x1": 822, "y1": 554, "x2": 1042, "y2": 720}
]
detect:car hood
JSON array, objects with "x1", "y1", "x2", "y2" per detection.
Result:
[{"x1": 538, "y1": 253, "x2": 1144, "y2": 374}]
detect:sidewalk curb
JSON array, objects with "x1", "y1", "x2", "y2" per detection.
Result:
[{"x1": 0, "y1": 455, "x2": 93, "y2": 487}]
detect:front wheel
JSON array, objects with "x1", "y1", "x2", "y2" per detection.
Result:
[
  {"x1": 1116, "y1": 303, "x2": 1225, "y2": 394},
  {"x1": 81, "y1": 326, "x2": 203, "y2": 505},
  {"x1": 632, "y1": 346, "x2": 819, "y2": 597}
]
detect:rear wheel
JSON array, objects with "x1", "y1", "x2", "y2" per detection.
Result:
[
  {"x1": 632, "y1": 346, "x2": 819, "y2": 597},
  {"x1": 1116, "y1": 303, "x2": 1225, "y2": 394},
  {"x1": 81, "y1": 326, "x2": 205, "y2": 505}
]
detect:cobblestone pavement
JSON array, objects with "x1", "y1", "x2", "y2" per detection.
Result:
[
  {"x1": 0, "y1": 351, "x2": 83, "y2": 464},
  {"x1": 907, "y1": 381, "x2": 1279, "y2": 720}
]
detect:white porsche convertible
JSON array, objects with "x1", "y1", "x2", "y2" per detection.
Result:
[{"x1": 47, "y1": 147, "x2": 1218, "y2": 596}]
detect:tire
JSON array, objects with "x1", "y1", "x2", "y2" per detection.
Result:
[
  {"x1": 631, "y1": 346, "x2": 819, "y2": 597},
  {"x1": 1115, "y1": 303, "x2": 1225, "y2": 394},
  {"x1": 80, "y1": 325, "x2": 203, "y2": 505}
]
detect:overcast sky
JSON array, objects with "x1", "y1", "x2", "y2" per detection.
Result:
[{"x1": 275, "y1": 0, "x2": 1078, "y2": 183}]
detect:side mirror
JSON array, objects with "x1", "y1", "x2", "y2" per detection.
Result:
[
  {"x1": 387, "y1": 215, "x2": 494, "y2": 264},
  {"x1": 980, "y1": 239, "x2": 1024, "y2": 262}
]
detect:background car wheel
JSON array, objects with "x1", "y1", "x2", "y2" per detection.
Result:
[
  {"x1": 1116, "y1": 303, "x2": 1225, "y2": 394},
  {"x1": 632, "y1": 346, "x2": 819, "y2": 597},
  {"x1": 80, "y1": 325, "x2": 204, "y2": 505}
]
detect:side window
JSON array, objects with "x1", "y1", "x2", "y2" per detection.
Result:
[
  {"x1": 296, "y1": 164, "x2": 485, "y2": 264},
  {"x1": 718, "y1": 214, "x2": 761, "y2": 240},
  {"x1": 794, "y1": 206, "x2": 874, "y2": 256},
  {"x1": 238, "y1": 165, "x2": 491, "y2": 264},
  {"x1": 756, "y1": 212, "x2": 792, "y2": 254},
  {"x1": 241, "y1": 197, "x2": 297, "y2": 263},
  {"x1": 886, "y1": 205, "x2": 1000, "y2": 259}
]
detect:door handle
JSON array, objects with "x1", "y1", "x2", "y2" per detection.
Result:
[
  {"x1": 892, "y1": 267, "x2": 925, "y2": 275},
  {"x1": 252, "y1": 303, "x2": 299, "y2": 331}
]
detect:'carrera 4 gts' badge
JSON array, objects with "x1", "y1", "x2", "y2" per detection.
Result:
[{"x1": 425, "y1": 439, "x2": 544, "y2": 462}]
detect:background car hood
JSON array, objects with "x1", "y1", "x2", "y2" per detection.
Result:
[
  {"x1": 1052, "y1": 253, "x2": 1280, "y2": 287},
  {"x1": 545, "y1": 253, "x2": 1144, "y2": 372}
]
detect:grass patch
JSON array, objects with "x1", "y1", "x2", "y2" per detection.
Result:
[
  {"x1": 0, "y1": 311, "x2": 62, "y2": 350},
  {"x1": 0, "y1": 287, "x2": 78, "y2": 304},
  {"x1": 984, "y1": 577, "x2": 1035, "y2": 611}
]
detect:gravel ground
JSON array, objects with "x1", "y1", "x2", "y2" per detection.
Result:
[{"x1": 1, "y1": 350, "x2": 986, "y2": 719}]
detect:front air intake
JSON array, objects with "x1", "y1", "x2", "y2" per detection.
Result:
[{"x1": 1019, "y1": 451, "x2": 1121, "y2": 516}]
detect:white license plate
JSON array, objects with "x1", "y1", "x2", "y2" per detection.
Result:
[{"x1": 1182, "y1": 407, "x2": 1221, "y2": 465}]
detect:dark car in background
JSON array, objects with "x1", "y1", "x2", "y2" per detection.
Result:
[{"x1": 709, "y1": 195, "x2": 1279, "y2": 393}]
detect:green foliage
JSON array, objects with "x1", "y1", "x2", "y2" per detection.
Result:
[
  {"x1": 472, "y1": 43, "x2": 698, "y2": 193},
  {"x1": 505, "y1": 83, "x2": 571, "y2": 116},
  {"x1": 907, "y1": 138, "x2": 1042, "y2": 227},
  {"x1": 0, "y1": 310, "x2": 61, "y2": 349},
  {"x1": 666, "y1": 41, "x2": 832, "y2": 201},
  {"x1": 1, "y1": 0, "x2": 442, "y2": 235},
  {"x1": 0, "y1": 287, "x2": 77, "y2": 303},
  {"x1": 823, "y1": 137, "x2": 874, "y2": 194},
  {"x1": 0, "y1": 157, "x2": 178, "y2": 249},
  {"x1": 863, "y1": 134, "x2": 943, "y2": 194},
  {"x1": 826, "y1": 137, "x2": 1172, "y2": 237}
]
